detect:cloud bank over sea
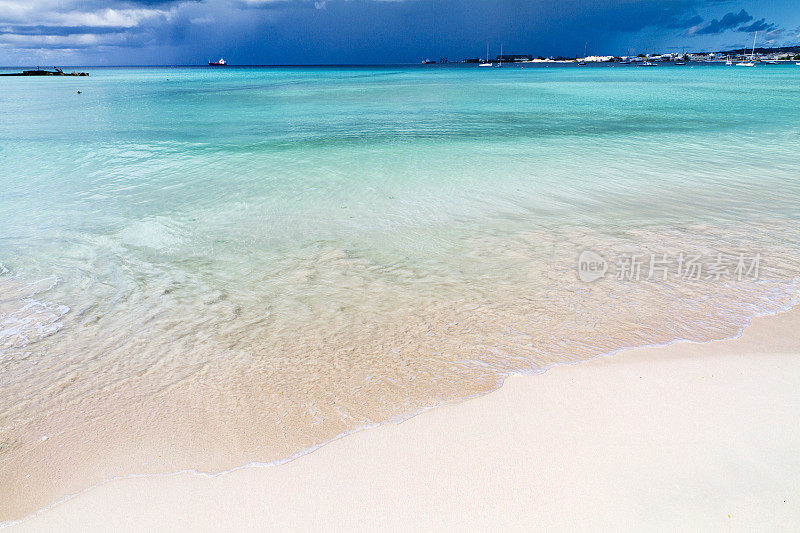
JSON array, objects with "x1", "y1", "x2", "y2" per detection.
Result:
[{"x1": 0, "y1": 0, "x2": 796, "y2": 65}]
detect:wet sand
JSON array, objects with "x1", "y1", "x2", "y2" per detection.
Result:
[{"x1": 6, "y1": 308, "x2": 800, "y2": 531}]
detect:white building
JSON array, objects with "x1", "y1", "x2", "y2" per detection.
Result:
[{"x1": 584, "y1": 55, "x2": 614, "y2": 62}]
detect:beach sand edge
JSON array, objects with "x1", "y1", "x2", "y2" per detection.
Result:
[{"x1": 7, "y1": 308, "x2": 800, "y2": 531}]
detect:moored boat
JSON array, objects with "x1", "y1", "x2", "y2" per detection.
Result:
[{"x1": 736, "y1": 32, "x2": 758, "y2": 68}]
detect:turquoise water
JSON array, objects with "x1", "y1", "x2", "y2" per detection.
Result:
[{"x1": 2, "y1": 64, "x2": 800, "y2": 518}]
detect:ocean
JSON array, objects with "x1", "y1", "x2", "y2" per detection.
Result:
[{"x1": 2, "y1": 63, "x2": 800, "y2": 520}]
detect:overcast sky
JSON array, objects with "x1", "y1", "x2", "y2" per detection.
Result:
[{"x1": 1, "y1": 0, "x2": 797, "y2": 65}]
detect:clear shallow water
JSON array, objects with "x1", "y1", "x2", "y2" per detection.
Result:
[{"x1": 1, "y1": 64, "x2": 800, "y2": 519}]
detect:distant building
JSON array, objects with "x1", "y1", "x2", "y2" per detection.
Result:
[
  {"x1": 584, "y1": 55, "x2": 614, "y2": 62},
  {"x1": 498, "y1": 54, "x2": 533, "y2": 63}
]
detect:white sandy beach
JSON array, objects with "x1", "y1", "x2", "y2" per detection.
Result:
[{"x1": 7, "y1": 308, "x2": 800, "y2": 532}]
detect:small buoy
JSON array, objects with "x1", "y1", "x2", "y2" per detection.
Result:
[{"x1": 77, "y1": 91, "x2": 82, "y2": 94}]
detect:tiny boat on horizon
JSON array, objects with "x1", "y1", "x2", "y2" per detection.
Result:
[{"x1": 209, "y1": 58, "x2": 227, "y2": 66}]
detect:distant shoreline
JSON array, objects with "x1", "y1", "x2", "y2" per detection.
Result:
[
  {"x1": 3, "y1": 45, "x2": 798, "y2": 70},
  {"x1": 2, "y1": 60, "x2": 799, "y2": 69}
]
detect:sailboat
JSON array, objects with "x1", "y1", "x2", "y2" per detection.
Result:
[
  {"x1": 578, "y1": 42, "x2": 588, "y2": 65},
  {"x1": 494, "y1": 44, "x2": 503, "y2": 68},
  {"x1": 736, "y1": 32, "x2": 757, "y2": 67},
  {"x1": 479, "y1": 42, "x2": 493, "y2": 66}
]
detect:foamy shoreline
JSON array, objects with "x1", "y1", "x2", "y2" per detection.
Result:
[{"x1": 6, "y1": 307, "x2": 800, "y2": 531}]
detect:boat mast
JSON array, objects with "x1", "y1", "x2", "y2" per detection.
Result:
[{"x1": 751, "y1": 31, "x2": 757, "y2": 61}]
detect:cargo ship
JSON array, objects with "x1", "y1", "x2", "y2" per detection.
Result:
[{"x1": 209, "y1": 58, "x2": 227, "y2": 66}]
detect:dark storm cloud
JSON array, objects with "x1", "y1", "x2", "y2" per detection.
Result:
[
  {"x1": 662, "y1": 14, "x2": 704, "y2": 29},
  {"x1": 1, "y1": 1, "x2": 798, "y2": 64},
  {"x1": 694, "y1": 9, "x2": 752, "y2": 34},
  {"x1": 737, "y1": 18, "x2": 777, "y2": 33},
  {"x1": 243, "y1": 0, "x2": 713, "y2": 60}
]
